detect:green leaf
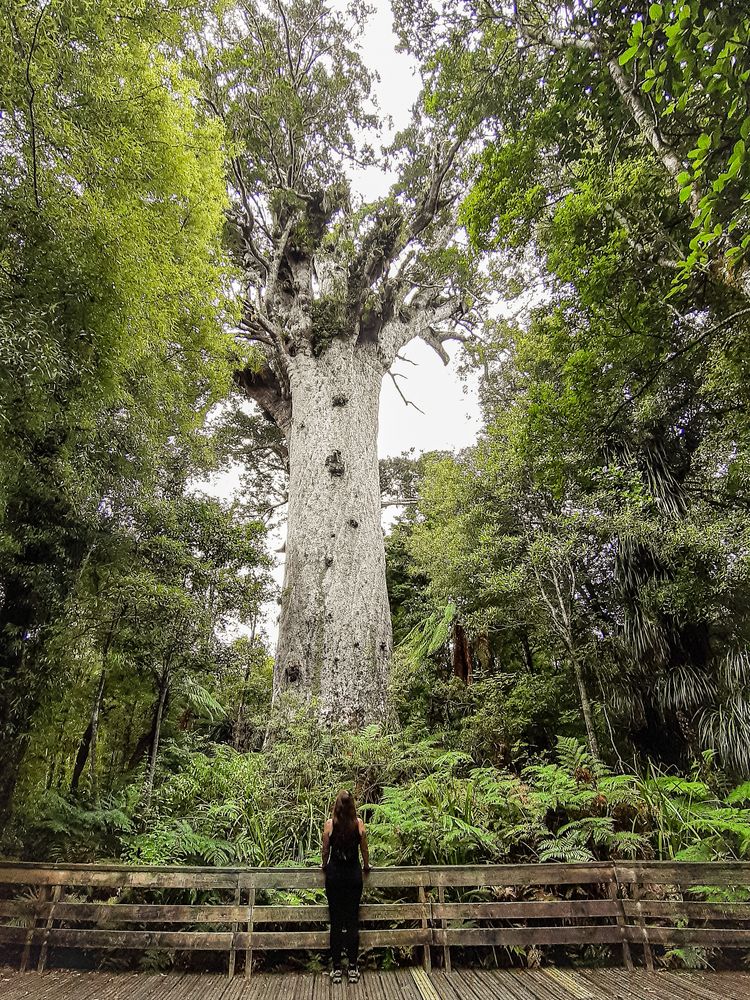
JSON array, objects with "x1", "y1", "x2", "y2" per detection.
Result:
[
  {"x1": 619, "y1": 45, "x2": 640, "y2": 65},
  {"x1": 649, "y1": 3, "x2": 663, "y2": 21}
]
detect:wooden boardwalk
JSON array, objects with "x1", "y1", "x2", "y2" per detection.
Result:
[{"x1": 3, "y1": 968, "x2": 750, "y2": 1000}]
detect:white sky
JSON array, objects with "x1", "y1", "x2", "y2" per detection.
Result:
[
  {"x1": 204, "y1": 1, "x2": 482, "y2": 642},
  {"x1": 351, "y1": 0, "x2": 482, "y2": 463}
]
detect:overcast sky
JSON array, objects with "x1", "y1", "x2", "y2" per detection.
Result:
[
  {"x1": 353, "y1": 4, "x2": 481, "y2": 459},
  {"x1": 205, "y1": 1, "x2": 482, "y2": 641}
]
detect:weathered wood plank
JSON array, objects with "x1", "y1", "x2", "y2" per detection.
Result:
[
  {"x1": 614, "y1": 862, "x2": 750, "y2": 886},
  {"x1": 4, "y1": 972, "x2": 750, "y2": 1000},
  {"x1": 626, "y1": 925, "x2": 750, "y2": 947},
  {"x1": 606, "y1": 882, "x2": 633, "y2": 972},
  {"x1": 394, "y1": 969, "x2": 422, "y2": 1000},
  {"x1": 228, "y1": 882, "x2": 241, "y2": 979},
  {"x1": 539, "y1": 968, "x2": 596, "y2": 1000},
  {"x1": 418, "y1": 887, "x2": 431, "y2": 973},
  {"x1": 0, "y1": 926, "x2": 234, "y2": 950},
  {"x1": 622, "y1": 900, "x2": 750, "y2": 920},
  {"x1": 626, "y1": 881, "x2": 653, "y2": 973},
  {"x1": 464, "y1": 969, "x2": 504, "y2": 1000},
  {"x1": 409, "y1": 967, "x2": 440, "y2": 1000},
  {"x1": 430, "y1": 901, "x2": 618, "y2": 920},
  {"x1": 436, "y1": 887, "x2": 450, "y2": 974},
  {"x1": 428, "y1": 972, "x2": 466, "y2": 1000},
  {"x1": 245, "y1": 886, "x2": 255, "y2": 981},
  {"x1": 0, "y1": 862, "x2": 617, "y2": 890},
  {"x1": 248, "y1": 929, "x2": 432, "y2": 950},
  {"x1": 428, "y1": 864, "x2": 616, "y2": 887},
  {"x1": 0, "y1": 901, "x2": 425, "y2": 923},
  {"x1": 526, "y1": 969, "x2": 577, "y2": 1000},
  {"x1": 433, "y1": 925, "x2": 623, "y2": 946},
  {"x1": 478, "y1": 971, "x2": 525, "y2": 1000}
]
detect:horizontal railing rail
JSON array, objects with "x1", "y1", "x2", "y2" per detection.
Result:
[{"x1": 2, "y1": 861, "x2": 750, "y2": 976}]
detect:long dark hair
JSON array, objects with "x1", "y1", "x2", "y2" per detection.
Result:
[{"x1": 331, "y1": 789, "x2": 358, "y2": 845}]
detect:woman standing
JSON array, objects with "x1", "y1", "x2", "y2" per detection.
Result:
[{"x1": 321, "y1": 790, "x2": 370, "y2": 983}]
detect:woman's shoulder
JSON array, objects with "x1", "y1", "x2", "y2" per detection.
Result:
[
  {"x1": 324, "y1": 818, "x2": 333, "y2": 832},
  {"x1": 357, "y1": 817, "x2": 366, "y2": 833}
]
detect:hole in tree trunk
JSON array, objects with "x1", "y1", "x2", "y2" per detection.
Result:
[
  {"x1": 325, "y1": 450, "x2": 345, "y2": 476},
  {"x1": 332, "y1": 394, "x2": 348, "y2": 407},
  {"x1": 285, "y1": 663, "x2": 301, "y2": 684}
]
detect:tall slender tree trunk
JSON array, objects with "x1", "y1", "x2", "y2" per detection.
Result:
[
  {"x1": 233, "y1": 612, "x2": 258, "y2": 749},
  {"x1": 274, "y1": 340, "x2": 391, "y2": 727},
  {"x1": 143, "y1": 665, "x2": 170, "y2": 811},
  {"x1": 70, "y1": 669, "x2": 107, "y2": 795},
  {"x1": 519, "y1": 631, "x2": 534, "y2": 673},
  {"x1": 452, "y1": 622, "x2": 473, "y2": 684},
  {"x1": 70, "y1": 721, "x2": 93, "y2": 794},
  {"x1": 88, "y1": 668, "x2": 107, "y2": 804},
  {"x1": 570, "y1": 654, "x2": 600, "y2": 758}
]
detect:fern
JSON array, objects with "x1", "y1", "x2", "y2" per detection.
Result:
[{"x1": 537, "y1": 833, "x2": 595, "y2": 863}]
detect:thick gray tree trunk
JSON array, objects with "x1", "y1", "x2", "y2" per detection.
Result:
[{"x1": 274, "y1": 339, "x2": 391, "y2": 726}]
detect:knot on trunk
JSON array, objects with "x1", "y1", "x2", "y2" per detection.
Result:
[
  {"x1": 332, "y1": 394, "x2": 348, "y2": 407},
  {"x1": 285, "y1": 663, "x2": 301, "y2": 685},
  {"x1": 325, "y1": 555, "x2": 334, "y2": 567},
  {"x1": 348, "y1": 518, "x2": 359, "y2": 528},
  {"x1": 325, "y1": 450, "x2": 345, "y2": 477}
]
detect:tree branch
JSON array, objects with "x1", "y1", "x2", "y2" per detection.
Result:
[
  {"x1": 23, "y1": 2, "x2": 50, "y2": 210},
  {"x1": 234, "y1": 364, "x2": 292, "y2": 433},
  {"x1": 388, "y1": 370, "x2": 425, "y2": 414}
]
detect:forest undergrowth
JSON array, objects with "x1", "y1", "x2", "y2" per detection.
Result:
[{"x1": 7, "y1": 651, "x2": 750, "y2": 875}]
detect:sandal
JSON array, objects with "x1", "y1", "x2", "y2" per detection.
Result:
[
  {"x1": 348, "y1": 967, "x2": 360, "y2": 984},
  {"x1": 330, "y1": 968, "x2": 342, "y2": 984}
]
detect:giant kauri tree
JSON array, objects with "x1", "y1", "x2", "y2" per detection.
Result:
[{"x1": 199, "y1": 1, "x2": 475, "y2": 726}]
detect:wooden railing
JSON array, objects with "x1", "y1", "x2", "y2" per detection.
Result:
[{"x1": 2, "y1": 861, "x2": 750, "y2": 976}]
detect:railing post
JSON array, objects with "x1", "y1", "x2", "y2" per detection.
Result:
[
  {"x1": 228, "y1": 877, "x2": 240, "y2": 978},
  {"x1": 437, "y1": 885, "x2": 451, "y2": 973},
  {"x1": 244, "y1": 885, "x2": 256, "y2": 979},
  {"x1": 37, "y1": 883, "x2": 63, "y2": 973},
  {"x1": 20, "y1": 884, "x2": 49, "y2": 972},
  {"x1": 607, "y1": 876, "x2": 633, "y2": 971},
  {"x1": 418, "y1": 884, "x2": 431, "y2": 973},
  {"x1": 630, "y1": 880, "x2": 654, "y2": 971}
]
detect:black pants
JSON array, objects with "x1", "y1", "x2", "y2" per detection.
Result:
[{"x1": 325, "y1": 864, "x2": 363, "y2": 967}]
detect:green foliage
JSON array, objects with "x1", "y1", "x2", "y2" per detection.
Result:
[
  {"x1": 0, "y1": 0, "x2": 235, "y2": 816},
  {"x1": 626, "y1": 2, "x2": 750, "y2": 285}
]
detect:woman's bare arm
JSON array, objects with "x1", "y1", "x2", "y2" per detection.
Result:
[
  {"x1": 321, "y1": 820, "x2": 331, "y2": 870},
  {"x1": 359, "y1": 820, "x2": 370, "y2": 872}
]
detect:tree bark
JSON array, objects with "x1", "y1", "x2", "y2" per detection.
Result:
[
  {"x1": 0, "y1": 737, "x2": 28, "y2": 832},
  {"x1": 87, "y1": 668, "x2": 106, "y2": 804},
  {"x1": 452, "y1": 622, "x2": 472, "y2": 684},
  {"x1": 570, "y1": 654, "x2": 600, "y2": 758},
  {"x1": 233, "y1": 613, "x2": 258, "y2": 749},
  {"x1": 519, "y1": 631, "x2": 534, "y2": 673},
  {"x1": 274, "y1": 338, "x2": 391, "y2": 726},
  {"x1": 70, "y1": 720, "x2": 93, "y2": 794},
  {"x1": 142, "y1": 664, "x2": 170, "y2": 811}
]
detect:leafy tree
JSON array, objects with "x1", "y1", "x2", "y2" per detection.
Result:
[
  {"x1": 194, "y1": 0, "x2": 479, "y2": 725},
  {"x1": 0, "y1": 0, "x2": 231, "y2": 822},
  {"x1": 392, "y1": 0, "x2": 750, "y2": 775}
]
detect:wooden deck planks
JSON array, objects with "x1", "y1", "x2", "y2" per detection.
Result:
[{"x1": 3, "y1": 969, "x2": 750, "y2": 1000}]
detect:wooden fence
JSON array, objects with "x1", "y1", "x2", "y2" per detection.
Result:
[{"x1": 2, "y1": 861, "x2": 750, "y2": 977}]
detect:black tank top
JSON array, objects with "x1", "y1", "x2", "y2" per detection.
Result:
[{"x1": 329, "y1": 822, "x2": 361, "y2": 867}]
